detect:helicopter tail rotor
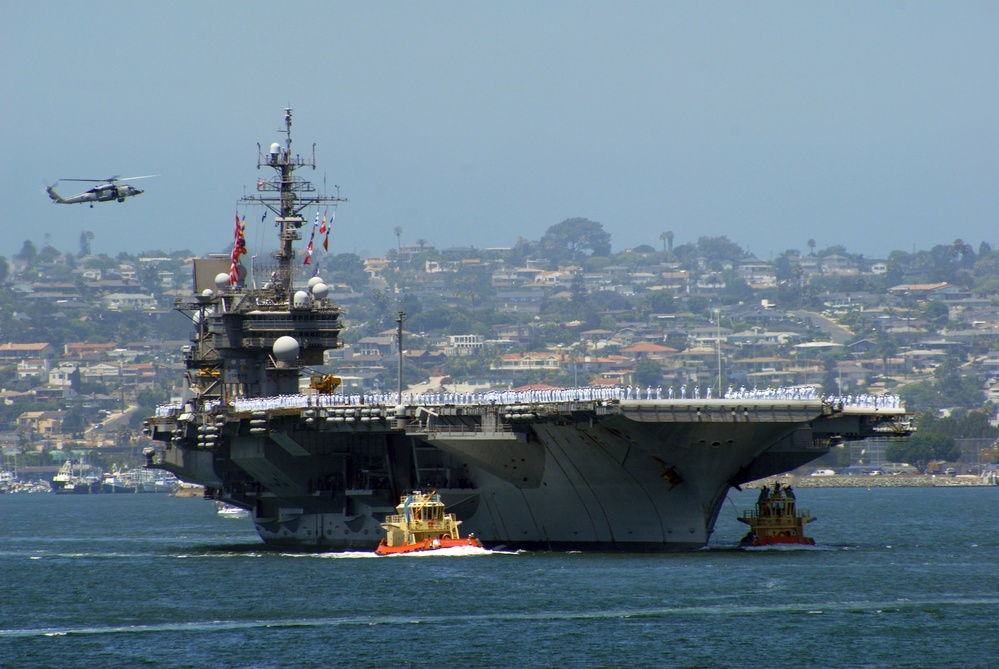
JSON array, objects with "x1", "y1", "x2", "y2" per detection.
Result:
[{"x1": 44, "y1": 182, "x2": 66, "y2": 203}]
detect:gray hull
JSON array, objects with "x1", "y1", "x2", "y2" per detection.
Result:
[{"x1": 148, "y1": 398, "x2": 906, "y2": 551}]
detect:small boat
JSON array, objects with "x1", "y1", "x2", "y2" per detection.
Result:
[
  {"x1": 0, "y1": 468, "x2": 19, "y2": 493},
  {"x1": 738, "y1": 482, "x2": 815, "y2": 547},
  {"x1": 51, "y1": 460, "x2": 103, "y2": 494},
  {"x1": 216, "y1": 502, "x2": 250, "y2": 518},
  {"x1": 102, "y1": 465, "x2": 138, "y2": 494},
  {"x1": 376, "y1": 490, "x2": 483, "y2": 555}
]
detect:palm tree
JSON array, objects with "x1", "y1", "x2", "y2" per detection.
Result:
[
  {"x1": 659, "y1": 231, "x2": 674, "y2": 253},
  {"x1": 393, "y1": 226, "x2": 403, "y2": 251},
  {"x1": 807, "y1": 239, "x2": 816, "y2": 256}
]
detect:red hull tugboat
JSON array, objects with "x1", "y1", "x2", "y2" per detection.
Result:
[
  {"x1": 376, "y1": 490, "x2": 483, "y2": 555},
  {"x1": 738, "y1": 482, "x2": 815, "y2": 547}
]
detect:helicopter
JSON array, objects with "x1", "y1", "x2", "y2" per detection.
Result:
[{"x1": 46, "y1": 175, "x2": 157, "y2": 207}]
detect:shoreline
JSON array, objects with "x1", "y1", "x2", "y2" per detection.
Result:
[{"x1": 750, "y1": 474, "x2": 996, "y2": 488}]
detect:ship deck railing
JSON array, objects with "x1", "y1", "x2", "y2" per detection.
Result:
[
  {"x1": 152, "y1": 389, "x2": 909, "y2": 421},
  {"x1": 408, "y1": 423, "x2": 514, "y2": 437},
  {"x1": 741, "y1": 509, "x2": 811, "y2": 520}
]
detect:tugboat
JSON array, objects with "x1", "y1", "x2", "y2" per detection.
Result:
[
  {"x1": 738, "y1": 481, "x2": 815, "y2": 547},
  {"x1": 376, "y1": 490, "x2": 483, "y2": 555}
]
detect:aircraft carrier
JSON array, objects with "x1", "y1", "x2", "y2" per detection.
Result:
[{"x1": 144, "y1": 110, "x2": 912, "y2": 551}]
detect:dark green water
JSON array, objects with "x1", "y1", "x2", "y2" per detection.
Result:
[{"x1": 1, "y1": 487, "x2": 996, "y2": 668}]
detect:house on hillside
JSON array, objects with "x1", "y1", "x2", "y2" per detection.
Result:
[
  {"x1": 16, "y1": 410, "x2": 65, "y2": 436},
  {"x1": 356, "y1": 334, "x2": 399, "y2": 357},
  {"x1": 103, "y1": 293, "x2": 157, "y2": 310},
  {"x1": 403, "y1": 349, "x2": 447, "y2": 368},
  {"x1": 17, "y1": 359, "x2": 50, "y2": 379},
  {"x1": 492, "y1": 352, "x2": 564, "y2": 372},
  {"x1": 443, "y1": 335, "x2": 484, "y2": 357},
  {"x1": 888, "y1": 282, "x2": 969, "y2": 301},
  {"x1": 122, "y1": 363, "x2": 158, "y2": 387},
  {"x1": 847, "y1": 339, "x2": 877, "y2": 355},
  {"x1": 80, "y1": 363, "x2": 122, "y2": 382},
  {"x1": 64, "y1": 342, "x2": 118, "y2": 360},
  {"x1": 48, "y1": 362, "x2": 80, "y2": 387},
  {"x1": 619, "y1": 342, "x2": 678, "y2": 362},
  {"x1": 0, "y1": 342, "x2": 56, "y2": 361}
]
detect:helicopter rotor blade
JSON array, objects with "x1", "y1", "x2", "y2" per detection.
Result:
[{"x1": 59, "y1": 174, "x2": 158, "y2": 183}]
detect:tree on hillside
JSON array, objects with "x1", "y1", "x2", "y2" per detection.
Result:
[
  {"x1": 642, "y1": 290, "x2": 677, "y2": 315},
  {"x1": 885, "y1": 432, "x2": 960, "y2": 472},
  {"x1": 539, "y1": 218, "x2": 611, "y2": 263},
  {"x1": 444, "y1": 264, "x2": 493, "y2": 306},
  {"x1": 569, "y1": 271, "x2": 587, "y2": 305},
  {"x1": 719, "y1": 270, "x2": 754, "y2": 303},
  {"x1": 921, "y1": 300, "x2": 949, "y2": 330},
  {"x1": 971, "y1": 247, "x2": 999, "y2": 295},
  {"x1": 507, "y1": 237, "x2": 538, "y2": 266},
  {"x1": 686, "y1": 295, "x2": 709, "y2": 317},
  {"x1": 38, "y1": 244, "x2": 61, "y2": 264},
  {"x1": 915, "y1": 408, "x2": 998, "y2": 440},
  {"x1": 324, "y1": 253, "x2": 368, "y2": 290},
  {"x1": 634, "y1": 360, "x2": 663, "y2": 387},
  {"x1": 697, "y1": 236, "x2": 745, "y2": 263},
  {"x1": 15, "y1": 240, "x2": 38, "y2": 268},
  {"x1": 899, "y1": 357, "x2": 983, "y2": 411}
]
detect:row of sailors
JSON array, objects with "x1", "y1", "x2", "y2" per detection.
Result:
[
  {"x1": 826, "y1": 393, "x2": 902, "y2": 409},
  {"x1": 154, "y1": 385, "x2": 903, "y2": 415},
  {"x1": 724, "y1": 386, "x2": 819, "y2": 400}
]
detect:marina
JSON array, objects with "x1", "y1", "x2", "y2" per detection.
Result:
[{"x1": 1, "y1": 463, "x2": 180, "y2": 496}]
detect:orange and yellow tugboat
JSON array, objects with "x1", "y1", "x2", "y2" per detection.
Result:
[
  {"x1": 376, "y1": 490, "x2": 483, "y2": 555},
  {"x1": 738, "y1": 481, "x2": 815, "y2": 547}
]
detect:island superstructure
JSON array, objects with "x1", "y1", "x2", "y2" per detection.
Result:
[{"x1": 144, "y1": 110, "x2": 912, "y2": 551}]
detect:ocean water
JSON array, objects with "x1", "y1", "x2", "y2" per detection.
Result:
[{"x1": 1, "y1": 486, "x2": 996, "y2": 669}]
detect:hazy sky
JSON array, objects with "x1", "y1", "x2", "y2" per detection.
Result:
[{"x1": 3, "y1": 2, "x2": 997, "y2": 263}]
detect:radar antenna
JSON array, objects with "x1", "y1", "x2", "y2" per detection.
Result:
[{"x1": 241, "y1": 108, "x2": 347, "y2": 296}]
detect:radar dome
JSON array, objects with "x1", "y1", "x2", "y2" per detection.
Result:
[
  {"x1": 308, "y1": 276, "x2": 324, "y2": 288},
  {"x1": 201, "y1": 288, "x2": 214, "y2": 298},
  {"x1": 311, "y1": 283, "x2": 329, "y2": 300},
  {"x1": 214, "y1": 273, "x2": 230, "y2": 289},
  {"x1": 270, "y1": 142, "x2": 281, "y2": 154},
  {"x1": 192, "y1": 307, "x2": 213, "y2": 325},
  {"x1": 293, "y1": 290, "x2": 310, "y2": 308},
  {"x1": 273, "y1": 336, "x2": 300, "y2": 361}
]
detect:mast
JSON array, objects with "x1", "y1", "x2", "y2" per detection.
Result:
[
  {"x1": 171, "y1": 109, "x2": 348, "y2": 406},
  {"x1": 243, "y1": 108, "x2": 346, "y2": 295}
]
